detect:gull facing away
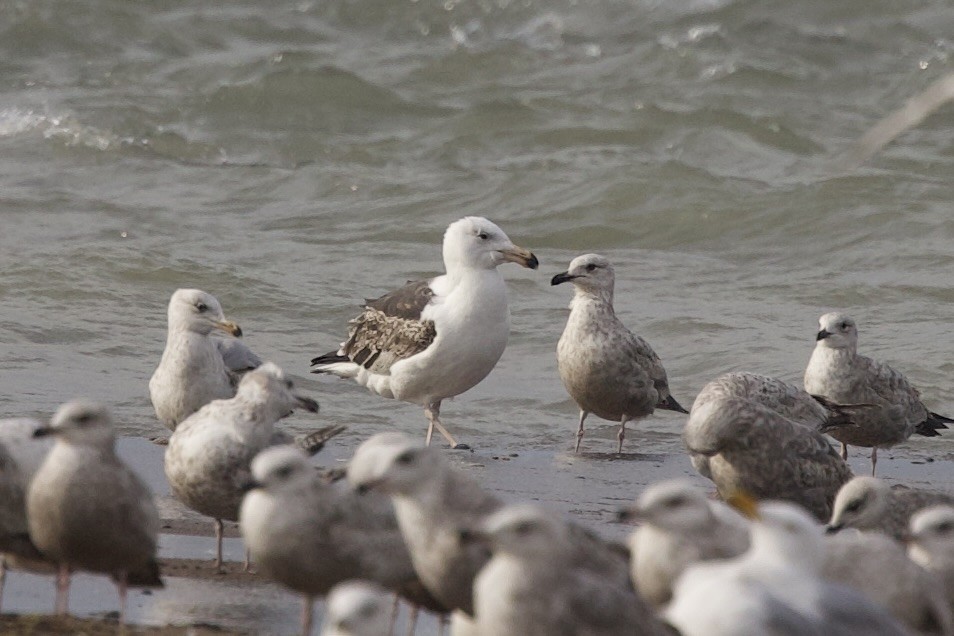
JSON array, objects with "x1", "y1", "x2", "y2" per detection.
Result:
[
  {"x1": 311, "y1": 217, "x2": 538, "y2": 449},
  {"x1": 165, "y1": 362, "x2": 332, "y2": 571},
  {"x1": 241, "y1": 446, "x2": 445, "y2": 636},
  {"x1": 617, "y1": 479, "x2": 750, "y2": 607},
  {"x1": 908, "y1": 505, "x2": 954, "y2": 611},
  {"x1": 0, "y1": 418, "x2": 53, "y2": 610},
  {"x1": 666, "y1": 500, "x2": 909, "y2": 636},
  {"x1": 684, "y1": 377, "x2": 853, "y2": 521},
  {"x1": 551, "y1": 253, "x2": 687, "y2": 454},
  {"x1": 463, "y1": 504, "x2": 668, "y2": 636},
  {"x1": 804, "y1": 312, "x2": 951, "y2": 475},
  {"x1": 321, "y1": 581, "x2": 394, "y2": 636},
  {"x1": 150, "y1": 288, "x2": 262, "y2": 430},
  {"x1": 26, "y1": 401, "x2": 162, "y2": 623},
  {"x1": 826, "y1": 475, "x2": 954, "y2": 540}
]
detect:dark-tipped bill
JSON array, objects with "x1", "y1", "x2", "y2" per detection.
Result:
[
  {"x1": 499, "y1": 245, "x2": 539, "y2": 270},
  {"x1": 550, "y1": 271, "x2": 577, "y2": 286}
]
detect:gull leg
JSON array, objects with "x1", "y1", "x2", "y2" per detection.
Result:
[
  {"x1": 55, "y1": 563, "x2": 70, "y2": 616},
  {"x1": 574, "y1": 411, "x2": 588, "y2": 453},
  {"x1": 405, "y1": 604, "x2": 420, "y2": 636},
  {"x1": 116, "y1": 571, "x2": 128, "y2": 626},
  {"x1": 870, "y1": 447, "x2": 878, "y2": 477},
  {"x1": 617, "y1": 416, "x2": 628, "y2": 455},
  {"x1": 387, "y1": 593, "x2": 399, "y2": 636},
  {"x1": 841, "y1": 442, "x2": 848, "y2": 460},
  {"x1": 214, "y1": 518, "x2": 225, "y2": 573},
  {"x1": 0, "y1": 556, "x2": 6, "y2": 612},
  {"x1": 424, "y1": 403, "x2": 467, "y2": 449},
  {"x1": 301, "y1": 594, "x2": 314, "y2": 636},
  {"x1": 438, "y1": 613, "x2": 449, "y2": 636}
]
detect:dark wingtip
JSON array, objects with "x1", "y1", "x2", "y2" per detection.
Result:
[
  {"x1": 916, "y1": 416, "x2": 948, "y2": 437},
  {"x1": 657, "y1": 395, "x2": 690, "y2": 414},
  {"x1": 310, "y1": 351, "x2": 348, "y2": 372}
]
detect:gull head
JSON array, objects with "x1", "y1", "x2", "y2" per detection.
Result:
[
  {"x1": 751, "y1": 501, "x2": 825, "y2": 572},
  {"x1": 237, "y1": 362, "x2": 319, "y2": 415},
  {"x1": 462, "y1": 504, "x2": 569, "y2": 560},
  {"x1": 826, "y1": 476, "x2": 888, "y2": 534},
  {"x1": 908, "y1": 505, "x2": 954, "y2": 565},
  {"x1": 244, "y1": 445, "x2": 314, "y2": 494},
  {"x1": 35, "y1": 399, "x2": 116, "y2": 449},
  {"x1": 322, "y1": 581, "x2": 392, "y2": 636},
  {"x1": 618, "y1": 479, "x2": 717, "y2": 532},
  {"x1": 167, "y1": 288, "x2": 242, "y2": 337},
  {"x1": 815, "y1": 312, "x2": 857, "y2": 351},
  {"x1": 346, "y1": 432, "x2": 438, "y2": 496},
  {"x1": 551, "y1": 253, "x2": 615, "y2": 297},
  {"x1": 443, "y1": 216, "x2": 538, "y2": 272}
]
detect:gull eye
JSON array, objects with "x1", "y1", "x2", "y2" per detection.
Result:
[
  {"x1": 285, "y1": 380, "x2": 294, "y2": 389},
  {"x1": 395, "y1": 450, "x2": 416, "y2": 465},
  {"x1": 514, "y1": 521, "x2": 536, "y2": 536},
  {"x1": 937, "y1": 521, "x2": 954, "y2": 534},
  {"x1": 75, "y1": 413, "x2": 94, "y2": 425},
  {"x1": 585, "y1": 264, "x2": 597, "y2": 272},
  {"x1": 196, "y1": 302, "x2": 208, "y2": 313},
  {"x1": 274, "y1": 465, "x2": 294, "y2": 480},
  {"x1": 665, "y1": 496, "x2": 685, "y2": 508},
  {"x1": 477, "y1": 232, "x2": 489, "y2": 240},
  {"x1": 844, "y1": 499, "x2": 863, "y2": 513}
]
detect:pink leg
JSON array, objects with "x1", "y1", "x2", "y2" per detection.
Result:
[
  {"x1": 574, "y1": 411, "x2": 588, "y2": 453},
  {"x1": 301, "y1": 595, "x2": 314, "y2": 636},
  {"x1": 841, "y1": 442, "x2": 848, "y2": 460},
  {"x1": 244, "y1": 547, "x2": 253, "y2": 573},
  {"x1": 214, "y1": 518, "x2": 224, "y2": 572},
  {"x1": 0, "y1": 556, "x2": 6, "y2": 613},
  {"x1": 116, "y1": 571, "x2": 128, "y2": 625},
  {"x1": 405, "y1": 603, "x2": 420, "y2": 636},
  {"x1": 55, "y1": 563, "x2": 71, "y2": 616},
  {"x1": 424, "y1": 402, "x2": 462, "y2": 448},
  {"x1": 870, "y1": 447, "x2": 878, "y2": 477},
  {"x1": 616, "y1": 416, "x2": 628, "y2": 455}
]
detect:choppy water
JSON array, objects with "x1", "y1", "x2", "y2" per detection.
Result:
[{"x1": 3, "y1": 0, "x2": 954, "y2": 461}]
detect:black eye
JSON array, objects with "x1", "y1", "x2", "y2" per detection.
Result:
[
  {"x1": 840, "y1": 321, "x2": 849, "y2": 330},
  {"x1": 75, "y1": 413, "x2": 94, "y2": 425},
  {"x1": 845, "y1": 499, "x2": 863, "y2": 513},
  {"x1": 285, "y1": 380, "x2": 294, "y2": 389},
  {"x1": 395, "y1": 450, "x2": 416, "y2": 465},
  {"x1": 196, "y1": 302, "x2": 208, "y2": 312},
  {"x1": 274, "y1": 466, "x2": 294, "y2": 480},
  {"x1": 937, "y1": 521, "x2": 954, "y2": 534},
  {"x1": 477, "y1": 232, "x2": 489, "y2": 240},
  {"x1": 514, "y1": 521, "x2": 535, "y2": 535},
  {"x1": 585, "y1": 264, "x2": 597, "y2": 272},
  {"x1": 665, "y1": 496, "x2": 685, "y2": 508}
]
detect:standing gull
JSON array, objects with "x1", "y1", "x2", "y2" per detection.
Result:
[
  {"x1": 826, "y1": 475, "x2": 954, "y2": 540},
  {"x1": 165, "y1": 362, "x2": 330, "y2": 571},
  {"x1": 551, "y1": 253, "x2": 687, "y2": 454},
  {"x1": 321, "y1": 581, "x2": 394, "y2": 636},
  {"x1": 26, "y1": 400, "x2": 162, "y2": 622},
  {"x1": 311, "y1": 217, "x2": 538, "y2": 449},
  {"x1": 804, "y1": 312, "x2": 951, "y2": 475},
  {"x1": 150, "y1": 288, "x2": 261, "y2": 430}
]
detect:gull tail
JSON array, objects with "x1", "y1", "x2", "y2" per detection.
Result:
[
  {"x1": 125, "y1": 558, "x2": 164, "y2": 588},
  {"x1": 656, "y1": 395, "x2": 689, "y2": 414},
  {"x1": 296, "y1": 424, "x2": 348, "y2": 456},
  {"x1": 916, "y1": 412, "x2": 951, "y2": 437},
  {"x1": 310, "y1": 351, "x2": 360, "y2": 378}
]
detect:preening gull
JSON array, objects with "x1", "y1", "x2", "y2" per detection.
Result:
[
  {"x1": 665, "y1": 500, "x2": 909, "y2": 636},
  {"x1": 311, "y1": 217, "x2": 538, "y2": 449},
  {"x1": 165, "y1": 362, "x2": 332, "y2": 571},
  {"x1": 826, "y1": 475, "x2": 954, "y2": 540},
  {"x1": 684, "y1": 377, "x2": 853, "y2": 521},
  {"x1": 908, "y1": 505, "x2": 954, "y2": 610},
  {"x1": 823, "y1": 530, "x2": 953, "y2": 634},
  {"x1": 240, "y1": 446, "x2": 445, "y2": 636},
  {"x1": 618, "y1": 478, "x2": 750, "y2": 607},
  {"x1": 463, "y1": 504, "x2": 667, "y2": 636},
  {"x1": 804, "y1": 312, "x2": 951, "y2": 475},
  {"x1": 551, "y1": 253, "x2": 687, "y2": 454},
  {"x1": 27, "y1": 400, "x2": 162, "y2": 623},
  {"x1": 321, "y1": 580, "x2": 394, "y2": 636},
  {"x1": 150, "y1": 288, "x2": 261, "y2": 430}
]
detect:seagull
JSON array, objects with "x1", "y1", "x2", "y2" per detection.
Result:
[
  {"x1": 825, "y1": 475, "x2": 954, "y2": 540},
  {"x1": 150, "y1": 288, "x2": 261, "y2": 430},
  {"x1": 26, "y1": 400, "x2": 162, "y2": 623},
  {"x1": 551, "y1": 254, "x2": 687, "y2": 454},
  {"x1": 311, "y1": 217, "x2": 538, "y2": 449},
  {"x1": 804, "y1": 312, "x2": 951, "y2": 475},
  {"x1": 908, "y1": 505, "x2": 954, "y2": 611},
  {"x1": 321, "y1": 580, "x2": 394, "y2": 636},
  {"x1": 164, "y1": 362, "x2": 333, "y2": 571}
]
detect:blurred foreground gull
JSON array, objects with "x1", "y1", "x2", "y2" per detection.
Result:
[
  {"x1": 0, "y1": 418, "x2": 53, "y2": 610},
  {"x1": 321, "y1": 581, "x2": 394, "y2": 636},
  {"x1": 684, "y1": 373, "x2": 853, "y2": 520},
  {"x1": 618, "y1": 479, "x2": 749, "y2": 607},
  {"x1": 823, "y1": 530, "x2": 953, "y2": 634},
  {"x1": 240, "y1": 446, "x2": 446, "y2": 636},
  {"x1": 804, "y1": 312, "x2": 951, "y2": 475},
  {"x1": 826, "y1": 475, "x2": 954, "y2": 540},
  {"x1": 551, "y1": 253, "x2": 687, "y2": 454},
  {"x1": 311, "y1": 217, "x2": 538, "y2": 449},
  {"x1": 666, "y1": 500, "x2": 908, "y2": 636},
  {"x1": 150, "y1": 288, "x2": 262, "y2": 430},
  {"x1": 165, "y1": 362, "x2": 331, "y2": 570},
  {"x1": 27, "y1": 401, "x2": 162, "y2": 623},
  {"x1": 908, "y1": 505, "x2": 954, "y2": 610},
  {"x1": 463, "y1": 504, "x2": 667, "y2": 636}
]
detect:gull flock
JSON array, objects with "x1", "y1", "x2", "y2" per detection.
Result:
[{"x1": 3, "y1": 215, "x2": 954, "y2": 635}]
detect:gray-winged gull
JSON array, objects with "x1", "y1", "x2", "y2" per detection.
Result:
[
  {"x1": 164, "y1": 362, "x2": 333, "y2": 571},
  {"x1": 551, "y1": 253, "x2": 687, "y2": 454},
  {"x1": 311, "y1": 217, "x2": 538, "y2": 449},
  {"x1": 321, "y1": 580, "x2": 395, "y2": 636},
  {"x1": 908, "y1": 505, "x2": 954, "y2": 611},
  {"x1": 26, "y1": 400, "x2": 162, "y2": 623},
  {"x1": 804, "y1": 312, "x2": 951, "y2": 475},
  {"x1": 618, "y1": 478, "x2": 750, "y2": 607},
  {"x1": 150, "y1": 288, "x2": 262, "y2": 430},
  {"x1": 826, "y1": 475, "x2": 954, "y2": 540}
]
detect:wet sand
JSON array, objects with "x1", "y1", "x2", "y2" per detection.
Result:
[{"x1": 3, "y1": 432, "x2": 952, "y2": 634}]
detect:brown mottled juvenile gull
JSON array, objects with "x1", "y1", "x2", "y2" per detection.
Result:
[
  {"x1": 826, "y1": 475, "x2": 954, "y2": 540},
  {"x1": 26, "y1": 400, "x2": 162, "y2": 623},
  {"x1": 240, "y1": 446, "x2": 445, "y2": 636},
  {"x1": 551, "y1": 253, "x2": 687, "y2": 454},
  {"x1": 666, "y1": 500, "x2": 909, "y2": 636},
  {"x1": 150, "y1": 288, "x2": 260, "y2": 430},
  {"x1": 463, "y1": 504, "x2": 668, "y2": 636},
  {"x1": 311, "y1": 217, "x2": 538, "y2": 449},
  {"x1": 164, "y1": 362, "x2": 330, "y2": 571},
  {"x1": 804, "y1": 312, "x2": 951, "y2": 475},
  {"x1": 617, "y1": 478, "x2": 750, "y2": 607},
  {"x1": 908, "y1": 505, "x2": 954, "y2": 611},
  {"x1": 823, "y1": 530, "x2": 953, "y2": 634},
  {"x1": 684, "y1": 380, "x2": 853, "y2": 521},
  {"x1": 321, "y1": 580, "x2": 394, "y2": 636}
]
